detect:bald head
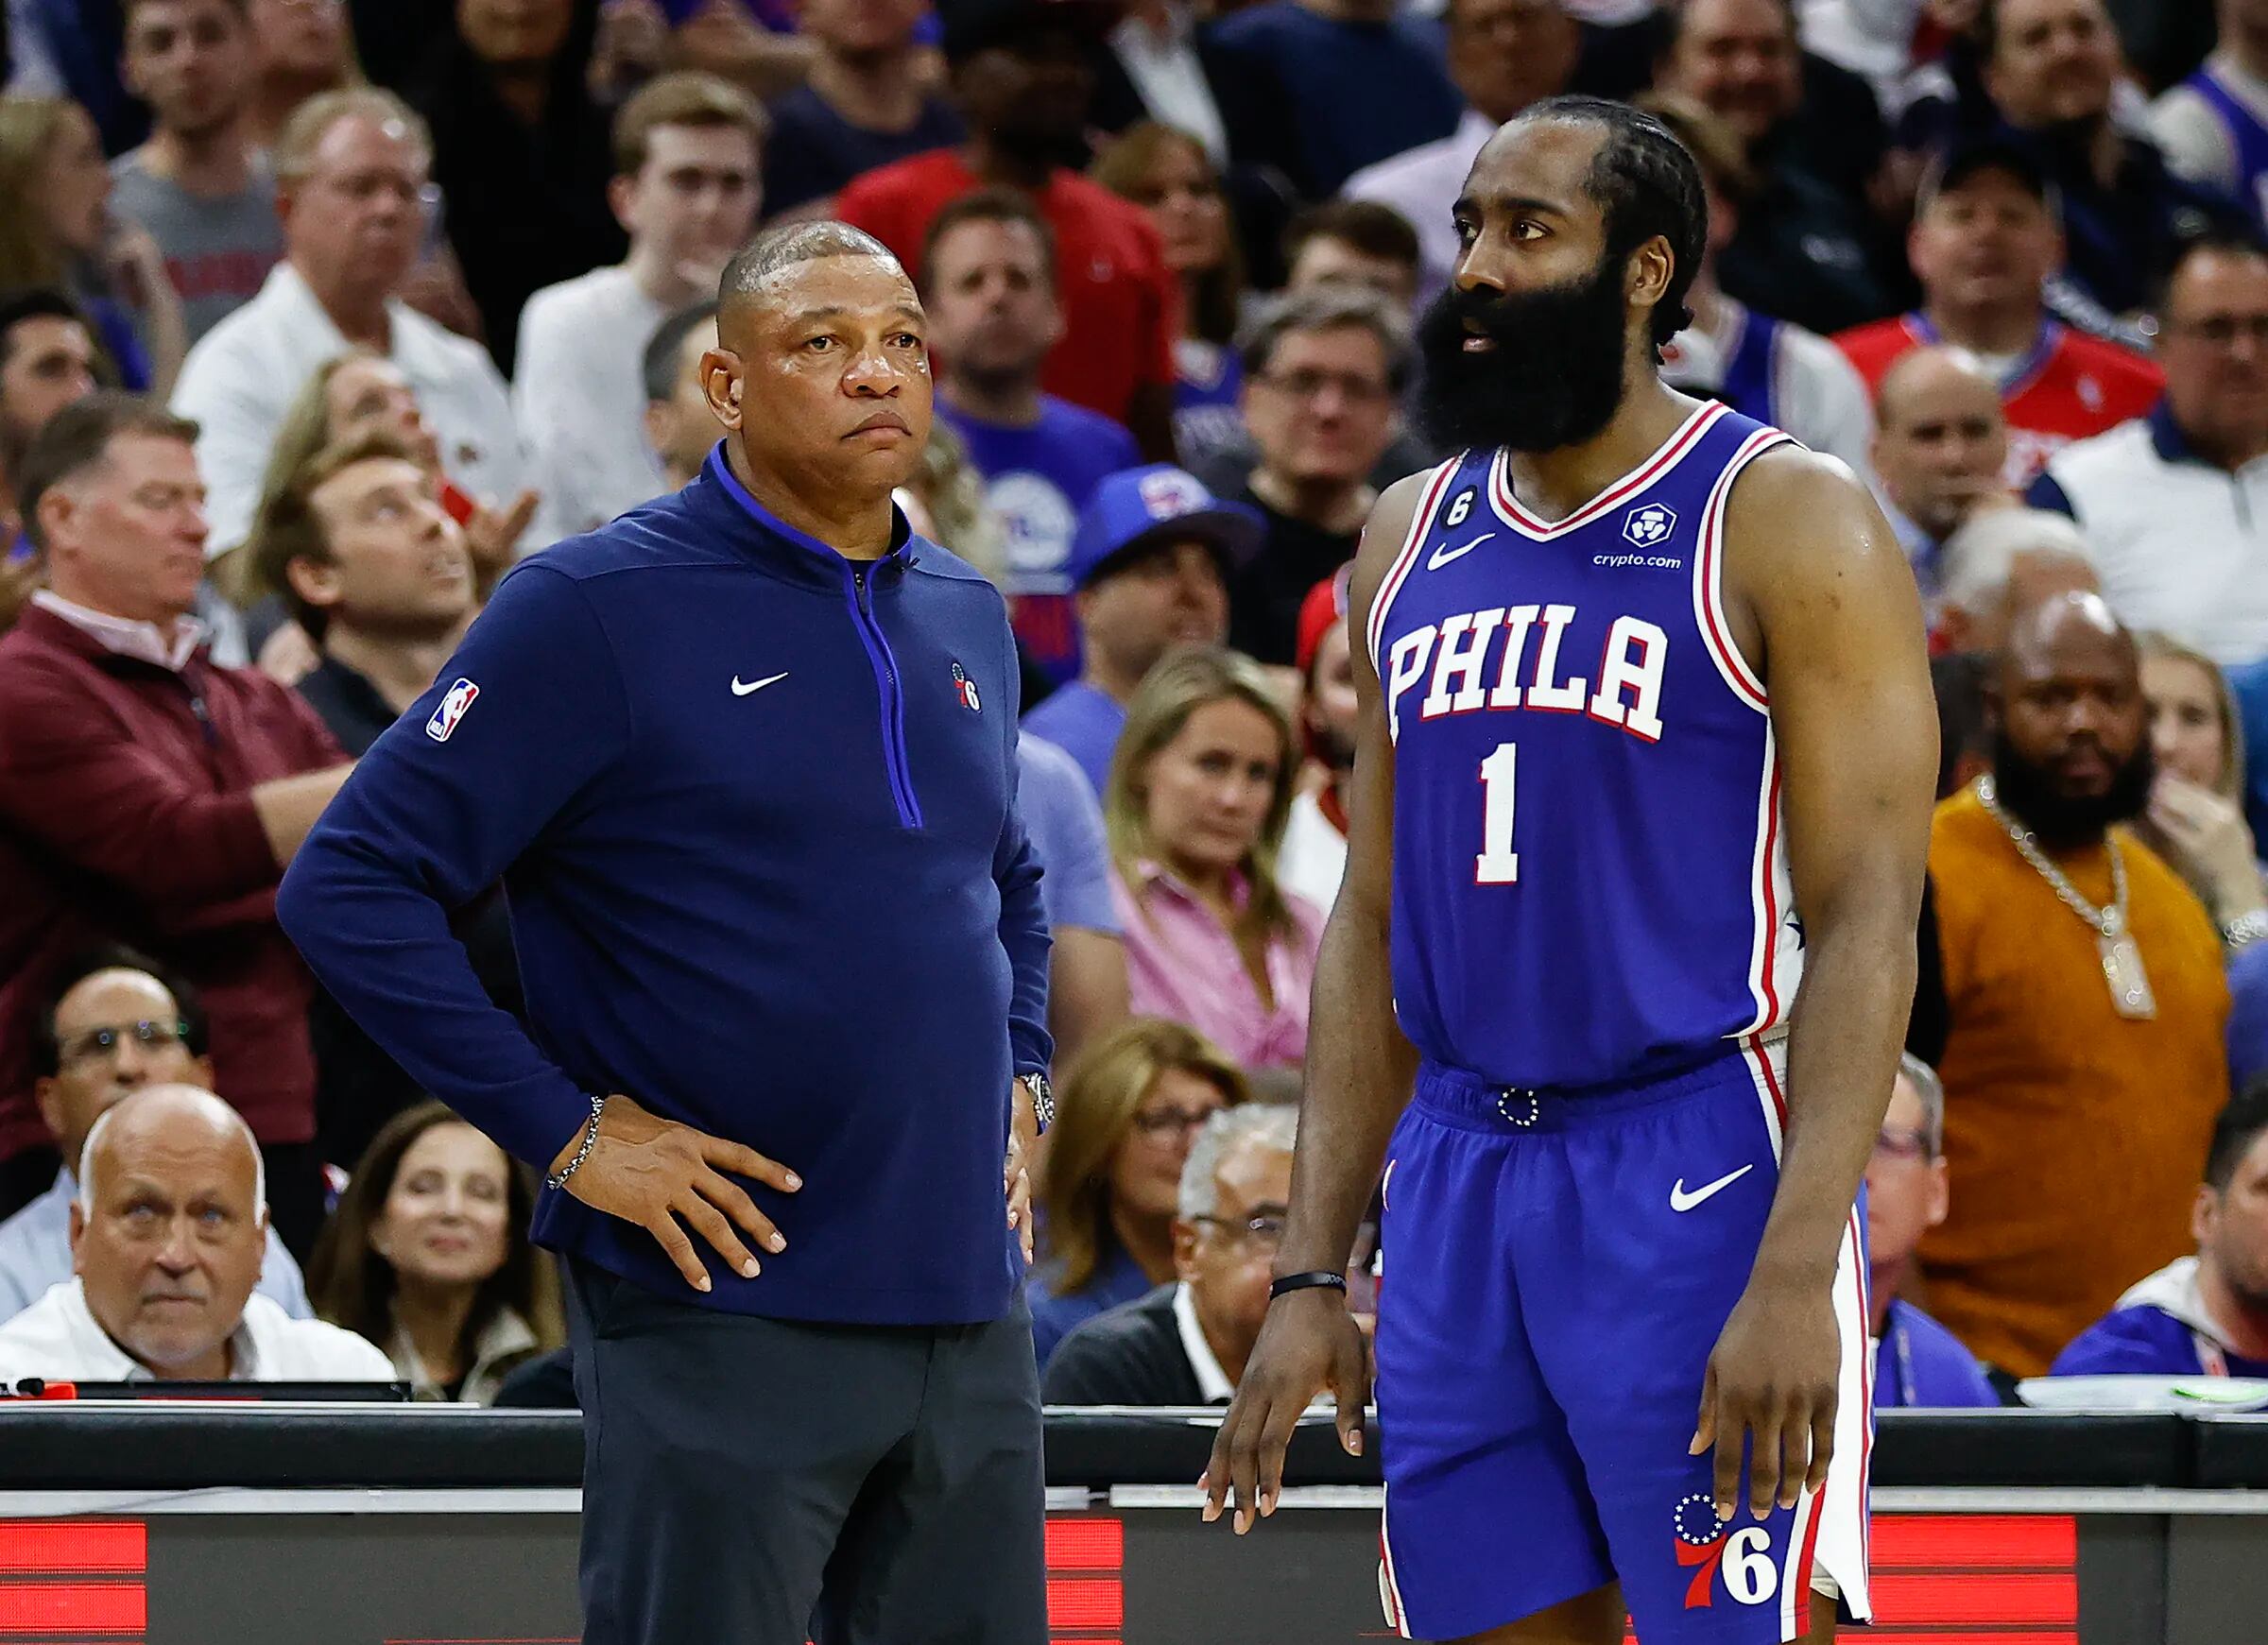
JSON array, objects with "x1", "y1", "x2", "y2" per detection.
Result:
[
  {"x1": 1990, "y1": 589, "x2": 2149, "y2": 844},
  {"x1": 1873, "y1": 346, "x2": 2010, "y2": 540},
  {"x1": 79, "y1": 1084, "x2": 263, "y2": 1214}
]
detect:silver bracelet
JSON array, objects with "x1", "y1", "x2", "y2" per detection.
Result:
[
  {"x1": 2225, "y1": 910, "x2": 2268, "y2": 953},
  {"x1": 546, "y1": 1094, "x2": 608, "y2": 1190}
]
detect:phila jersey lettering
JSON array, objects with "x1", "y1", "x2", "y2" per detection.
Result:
[{"x1": 1367, "y1": 402, "x2": 1800, "y2": 1089}]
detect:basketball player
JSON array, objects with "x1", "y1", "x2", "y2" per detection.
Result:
[{"x1": 1200, "y1": 97, "x2": 1937, "y2": 1645}]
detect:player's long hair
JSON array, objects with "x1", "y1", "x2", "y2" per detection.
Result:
[
  {"x1": 306, "y1": 1102, "x2": 564, "y2": 1387},
  {"x1": 1038, "y1": 1018, "x2": 1250, "y2": 1294},
  {"x1": 1106, "y1": 646, "x2": 1305, "y2": 947}
]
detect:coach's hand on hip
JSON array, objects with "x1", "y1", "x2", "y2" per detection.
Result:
[{"x1": 549, "y1": 1093, "x2": 802, "y2": 1292}]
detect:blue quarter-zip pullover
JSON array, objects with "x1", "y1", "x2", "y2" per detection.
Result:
[{"x1": 279, "y1": 447, "x2": 1052, "y2": 1325}]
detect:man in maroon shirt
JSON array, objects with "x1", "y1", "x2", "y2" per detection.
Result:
[
  {"x1": 835, "y1": 0, "x2": 1180, "y2": 462},
  {"x1": 0, "y1": 395, "x2": 352, "y2": 1257}
]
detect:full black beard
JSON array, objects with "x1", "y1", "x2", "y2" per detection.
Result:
[
  {"x1": 1989, "y1": 728, "x2": 2155, "y2": 848},
  {"x1": 1416, "y1": 256, "x2": 1632, "y2": 454}
]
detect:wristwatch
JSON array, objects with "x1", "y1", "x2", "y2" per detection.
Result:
[{"x1": 1016, "y1": 1071, "x2": 1056, "y2": 1135}]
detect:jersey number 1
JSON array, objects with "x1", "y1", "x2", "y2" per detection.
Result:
[{"x1": 1477, "y1": 743, "x2": 1520, "y2": 884}]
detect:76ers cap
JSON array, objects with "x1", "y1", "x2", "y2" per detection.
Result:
[{"x1": 1067, "y1": 464, "x2": 1264, "y2": 591}]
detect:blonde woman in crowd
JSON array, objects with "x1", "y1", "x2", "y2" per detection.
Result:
[
  {"x1": 1028, "y1": 1016, "x2": 1249, "y2": 1366},
  {"x1": 2136, "y1": 630, "x2": 2268, "y2": 927},
  {"x1": 307, "y1": 1101, "x2": 562, "y2": 1403},
  {"x1": 1105, "y1": 646, "x2": 1325, "y2": 1077}
]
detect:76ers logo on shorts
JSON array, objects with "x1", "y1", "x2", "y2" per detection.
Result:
[
  {"x1": 1673, "y1": 1493, "x2": 1777, "y2": 1608},
  {"x1": 951, "y1": 660, "x2": 982, "y2": 713},
  {"x1": 425, "y1": 677, "x2": 479, "y2": 742}
]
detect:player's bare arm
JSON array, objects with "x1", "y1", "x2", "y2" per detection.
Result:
[
  {"x1": 1694, "y1": 447, "x2": 1937, "y2": 1524},
  {"x1": 1201, "y1": 468, "x2": 1433, "y2": 1535}
]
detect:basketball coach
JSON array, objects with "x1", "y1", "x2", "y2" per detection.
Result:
[{"x1": 278, "y1": 221, "x2": 1055, "y2": 1645}]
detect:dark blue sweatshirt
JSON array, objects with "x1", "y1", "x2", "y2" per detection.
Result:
[{"x1": 278, "y1": 448, "x2": 1052, "y2": 1325}]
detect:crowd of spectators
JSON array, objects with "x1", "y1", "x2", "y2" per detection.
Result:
[{"x1": 0, "y1": 0, "x2": 2262, "y2": 1423}]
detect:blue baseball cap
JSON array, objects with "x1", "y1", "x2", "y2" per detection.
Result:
[{"x1": 1067, "y1": 465, "x2": 1263, "y2": 591}]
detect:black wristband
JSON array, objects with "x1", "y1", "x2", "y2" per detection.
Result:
[{"x1": 1268, "y1": 1270, "x2": 1349, "y2": 1301}]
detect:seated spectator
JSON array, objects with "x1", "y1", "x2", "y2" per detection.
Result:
[
  {"x1": 1027, "y1": 1015, "x2": 1249, "y2": 1366},
  {"x1": 515, "y1": 72, "x2": 763, "y2": 537},
  {"x1": 2134, "y1": 630, "x2": 2268, "y2": 929},
  {"x1": 247, "y1": 431, "x2": 474, "y2": 752},
  {"x1": 170, "y1": 89, "x2": 537, "y2": 560},
  {"x1": 1020, "y1": 734, "x2": 1130, "y2": 1071},
  {"x1": 1227, "y1": 286, "x2": 1408, "y2": 666},
  {"x1": 0, "y1": 1085, "x2": 390, "y2": 1380},
  {"x1": 920, "y1": 190, "x2": 1140, "y2": 687},
  {"x1": 1643, "y1": 94, "x2": 1876, "y2": 483},
  {"x1": 1345, "y1": 0, "x2": 1581, "y2": 303},
  {"x1": 1021, "y1": 463, "x2": 1249, "y2": 796},
  {"x1": 1871, "y1": 344, "x2": 2016, "y2": 595},
  {"x1": 759, "y1": 0, "x2": 963, "y2": 216},
  {"x1": 2053, "y1": 1081, "x2": 2268, "y2": 1377},
  {"x1": 1919, "y1": 591, "x2": 2231, "y2": 1376},
  {"x1": 0, "y1": 948, "x2": 307, "y2": 1322},
  {"x1": 1970, "y1": 0, "x2": 2234, "y2": 330},
  {"x1": 1106, "y1": 646, "x2": 1325, "y2": 1070},
  {"x1": 1867, "y1": 1054, "x2": 2001, "y2": 1407},
  {"x1": 1206, "y1": 0, "x2": 1461, "y2": 199},
  {"x1": 306, "y1": 1100, "x2": 560, "y2": 1401},
  {"x1": 1091, "y1": 123, "x2": 1250, "y2": 475},
  {"x1": 641, "y1": 299, "x2": 720, "y2": 492},
  {"x1": 2030, "y1": 231, "x2": 2268, "y2": 667},
  {"x1": 403, "y1": 0, "x2": 625, "y2": 372},
  {"x1": 112, "y1": 0, "x2": 285, "y2": 346},
  {"x1": 835, "y1": 0, "x2": 1179, "y2": 457},
  {"x1": 0, "y1": 288, "x2": 98, "y2": 553},
  {"x1": 1281, "y1": 199, "x2": 1422, "y2": 317},
  {"x1": 1933, "y1": 505, "x2": 2099, "y2": 654},
  {"x1": 1836, "y1": 137, "x2": 2164, "y2": 484},
  {"x1": 1043, "y1": 1102, "x2": 1298, "y2": 1403},
  {"x1": 0, "y1": 395, "x2": 352, "y2": 1251},
  {"x1": 1655, "y1": 0, "x2": 1894, "y2": 334},
  {"x1": 2152, "y1": 0, "x2": 2268, "y2": 233},
  {"x1": 0, "y1": 95, "x2": 187, "y2": 396},
  {"x1": 1279, "y1": 566, "x2": 1355, "y2": 917},
  {"x1": 242, "y1": 0, "x2": 354, "y2": 152}
]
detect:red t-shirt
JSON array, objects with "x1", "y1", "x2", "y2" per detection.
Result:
[
  {"x1": 1836, "y1": 312, "x2": 2165, "y2": 485},
  {"x1": 836, "y1": 151, "x2": 1178, "y2": 427}
]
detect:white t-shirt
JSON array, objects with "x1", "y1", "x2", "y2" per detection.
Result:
[
  {"x1": 1278, "y1": 787, "x2": 1349, "y2": 918},
  {"x1": 512, "y1": 266, "x2": 674, "y2": 540},
  {"x1": 2151, "y1": 52, "x2": 2268, "y2": 203},
  {"x1": 0, "y1": 1279, "x2": 394, "y2": 1385},
  {"x1": 171, "y1": 262, "x2": 540, "y2": 557}
]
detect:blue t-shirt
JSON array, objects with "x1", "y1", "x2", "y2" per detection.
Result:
[
  {"x1": 1021, "y1": 680, "x2": 1127, "y2": 799},
  {"x1": 1173, "y1": 338, "x2": 1246, "y2": 476},
  {"x1": 760, "y1": 83, "x2": 966, "y2": 214},
  {"x1": 1208, "y1": 0, "x2": 1459, "y2": 197},
  {"x1": 1874, "y1": 1299, "x2": 2001, "y2": 1409},
  {"x1": 941, "y1": 397, "x2": 1140, "y2": 686},
  {"x1": 1018, "y1": 733, "x2": 1121, "y2": 935},
  {"x1": 2053, "y1": 1296, "x2": 2268, "y2": 1379},
  {"x1": 2230, "y1": 939, "x2": 2268, "y2": 1091},
  {"x1": 1028, "y1": 1237, "x2": 1150, "y2": 1369}
]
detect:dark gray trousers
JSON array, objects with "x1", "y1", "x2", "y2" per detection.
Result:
[{"x1": 566, "y1": 1258, "x2": 1048, "y2": 1645}]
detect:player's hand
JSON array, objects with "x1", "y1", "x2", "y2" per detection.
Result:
[
  {"x1": 1005, "y1": 1078, "x2": 1037, "y2": 1265},
  {"x1": 1692, "y1": 1271, "x2": 1839, "y2": 1523},
  {"x1": 1199, "y1": 1287, "x2": 1369, "y2": 1534},
  {"x1": 549, "y1": 1091, "x2": 800, "y2": 1292}
]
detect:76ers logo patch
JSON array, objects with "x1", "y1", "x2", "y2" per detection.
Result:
[
  {"x1": 951, "y1": 660, "x2": 982, "y2": 713},
  {"x1": 1673, "y1": 1494, "x2": 1778, "y2": 1608}
]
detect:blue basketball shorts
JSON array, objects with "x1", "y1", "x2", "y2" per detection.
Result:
[{"x1": 1372, "y1": 1039, "x2": 1873, "y2": 1643}]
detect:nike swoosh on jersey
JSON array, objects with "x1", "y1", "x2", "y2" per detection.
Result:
[
  {"x1": 1426, "y1": 532, "x2": 1495, "y2": 571},
  {"x1": 730, "y1": 672, "x2": 790, "y2": 696},
  {"x1": 1669, "y1": 1163, "x2": 1755, "y2": 1212}
]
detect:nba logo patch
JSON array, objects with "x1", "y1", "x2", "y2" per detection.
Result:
[
  {"x1": 951, "y1": 660, "x2": 982, "y2": 713},
  {"x1": 425, "y1": 677, "x2": 479, "y2": 742},
  {"x1": 1623, "y1": 502, "x2": 1676, "y2": 547}
]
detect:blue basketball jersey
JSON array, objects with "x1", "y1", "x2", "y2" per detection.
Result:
[
  {"x1": 1368, "y1": 401, "x2": 1800, "y2": 1089},
  {"x1": 2188, "y1": 66, "x2": 2268, "y2": 233}
]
